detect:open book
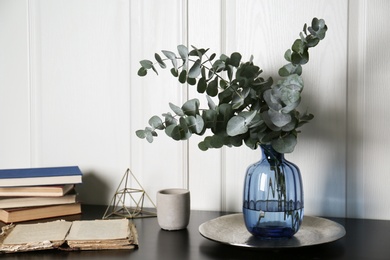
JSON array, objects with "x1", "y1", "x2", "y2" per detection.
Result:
[{"x1": 0, "y1": 218, "x2": 138, "y2": 253}]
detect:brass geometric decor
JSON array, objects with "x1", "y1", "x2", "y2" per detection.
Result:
[{"x1": 103, "y1": 168, "x2": 157, "y2": 219}]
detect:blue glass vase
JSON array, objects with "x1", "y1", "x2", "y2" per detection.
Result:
[{"x1": 243, "y1": 145, "x2": 304, "y2": 238}]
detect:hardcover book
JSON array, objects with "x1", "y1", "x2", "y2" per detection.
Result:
[
  {"x1": 0, "y1": 184, "x2": 74, "y2": 197},
  {"x1": 0, "y1": 203, "x2": 81, "y2": 223},
  {"x1": 0, "y1": 166, "x2": 82, "y2": 187},
  {"x1": 0, "y1": 218, "x2": 138, "y2": 253},
  {"x1": 0, "y1": 191, "x2": 77, "y2": 209}
]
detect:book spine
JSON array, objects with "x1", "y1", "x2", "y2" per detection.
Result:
[{"x1": 0, "y1": 166, "x2": 82, "y2": 179}]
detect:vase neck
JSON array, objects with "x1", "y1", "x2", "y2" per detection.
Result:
[{"x1": 260, "y1": 144, "x2": 284, "y2": 162}]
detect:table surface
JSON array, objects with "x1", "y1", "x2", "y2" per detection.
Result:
[{"x1": 1, "y1": 204, "x2": 390, "y2": 260}]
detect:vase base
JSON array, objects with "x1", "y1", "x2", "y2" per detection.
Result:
[
  {"x1": 243, "y1": 208, "x2": 303, "y2": 238},
  {"x1": 248, "y1": 226, "x2": 295, "y2": 238}
]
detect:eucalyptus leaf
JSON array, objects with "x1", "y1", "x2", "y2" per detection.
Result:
[
  {"x1": 179, "y1": 117, "x2": 189, "y2": 133},
  {"x1": 232, "y1": 88, "x2": 250, "y2": 110},
  {"x1": 220, "y1": 79, "x2": 228, "y2": 89},
  {"x1": 282, "y1": 117, "x2": 297, "y2": 131},
  {"x1": 278, "y1": 63, "x2": 302, "y2": 77},
  {"x1": 169, "y1": 102, "x2": 185, "y2": 116},
  {"x1": 271, "y1": 134, "x2": 297, "y2": 153},
  {"x1": 260, "y1": 130, "x2": 282, "y2": 143},
  {"x1": 263, "y1": 89, "x2": 282, "y2": 111},
  {"x1": 198, "y1": 141, "x2": 209, "y2": 151},
  {"x1": 206, "y1": 95, "x2": 216, "y2": 110},
  {"x1": 245, "y1": 137, "x2": 258, "y2": 150},
  {"x1": 291, "y1": 51, "x2": 309, "y2": 65},
  {"x1": 140, "y1": 60, "x2": 153, "y2": 69},
  {"x1": 229, "y1": 52, "x2": 242, "y2": 67},
  {"x1": 209, "y1": 135, "x2": 224, "y2": 148},
  {"x1": 202, "y1": 109, "x2": 217, "y2": 128},
  {"x1": 137, "y1": 67, "x2": 147, "y2": 76},
  {"x1": 170, "y1": 68, "x2": 179, "y2": 77},
  {"x1": 170, "y1": 125, "x2": 182, "y2": 140},
  {"x1": 177, "y1": 45, "x2": 188, "y2": 64},
  {"x1": 284, "y1": 49, "x2": 292, "y2": 62},
  {"x1": 162, "y1": 50, "x2": 177, "y2": 70},
  {"x1": 268, "y1": 108, "x2": 292, "y2": 127},
  {"x1": 279, "y1": 66, "x2": 290, "y2": 77},
  {"x1": 187, "y1": 77, "x2": 196, "y2": 85},
  {"x1": 189, "y1": 46, "x2": 206, "y2": 57},
  {"x1": 148, "y1": 116, "x2": 164, "y2": 130},
  {"x1": 300, "y1": 112, "x2": 314, "y2": 121},
  {"x1": 182, "y1": 98, "x2": 200, "y2": 116},
  {"x1": 292, "y1": 39, "x2": 305, "y2": 54},
  {"x1": 165, "y1": 124, "x2": 176, "y2": 137},
  {"x1": 217, "y1": 103, "x2": 233, "y2": 123},
  {"x1": 311, "y1": 17, "x2": 320, "y2": 30},
  {"x1": 226, "y1": 116, "x2": 248, "y2": 136},
  {"x1": 179, "y1": 70, "x2": 187, "y2": 84},
  {"x1": 188, "y1": 59, "x2": 201, "y2": 78},
  {"x1": 220, "y1": 54, "x2": 229, "y2": 61},
  {"x1": 226, "y1": 65, "x2": 233, "y2": 81},
  {"x1": 135, "y1": 130, "x2": 146, "y2": 139},
  {"x1": 231, "y1": 92, "x2": 245, "y2": 109},
  {"x1": 280, "y1": 74, "x2": 304, "y2": 91},
  {"x1": 212, "y1": 60, "x2": 225, "y2": 72},
  {"x1": 186, "y1": 115, "x2": 205, "y2": 134},
  {"x1": 306, "y1": 35, "x2": 320, "y2": 47},
  {"x1": 155, "y1": 53, "x2": 166, "y2": 68},
  {"x1": 262, "y1": 111, "x2": 282, "y2": 131},
  {"x1": 143, "y1": 127, "x2": 156, "y2": 143},
  {"x1": 218, "y1": 87, "x2": 234, "y2": 104},
  {"x1": 151, "y1": 65, "x2": 158, "y2": 75},
  {"x1": 241, "y1": 111, "x2": 257, "y2": 124},
  {"x1": 181, "y1": 128, "x2": 192, "y2": 140},
  {"x1": 145, "y1": 131, "x2": 154, "y2": 143},
  {"x1": 170, "y1": 125, "x2": 192, "y2": 140},
  {"x1": 207, "y1": 78, "x2": 218, "y2": 97},
  {"x1": 229, "y1": 135, "x2": 243, "y2": 147},
  {"x1": 280, "y1": 85, "x2": 301, "y2": 104},
  {"x1": 281, "y1": 99, "x2": 300, "y2": 113},
  {"x1": 247, "y1": 113, "x2": 264, "y2": 128},
  {"x1": 197, "y1": 77, "x2": 207, "y2": 93},
  {"x1": 163, "y1": 112, "x2": 177, "y2": 127}
]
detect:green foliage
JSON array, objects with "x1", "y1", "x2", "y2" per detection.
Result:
[{"x1": 136, "y1": 18, "x2": 327, "y2": 153}]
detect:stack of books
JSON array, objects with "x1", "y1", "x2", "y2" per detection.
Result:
[{"x1": 0, "y1": 166, "x2": 83, "y2": 223}]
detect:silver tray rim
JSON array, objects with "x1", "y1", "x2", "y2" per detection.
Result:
[{"x1": 198, "y1": 213, "x2": 346, "y2": 249}]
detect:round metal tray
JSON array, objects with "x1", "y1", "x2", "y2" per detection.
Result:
[{"x1": 199, "y1": 214, "x2": 346, "y2": 249}]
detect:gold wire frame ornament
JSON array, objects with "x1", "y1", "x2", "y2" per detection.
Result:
[{"x1": 103, "y1": 168, "x2": 157, "y2": 219}]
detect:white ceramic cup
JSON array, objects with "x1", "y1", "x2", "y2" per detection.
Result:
[{"x1": 156, "y1": 188, "x2": 190, "y2": 230}]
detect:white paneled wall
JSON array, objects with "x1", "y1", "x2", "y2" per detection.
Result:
[
  {"x1": 129, "y1": 0, "x2": 188, "y2": 205},
  {"x1": 0, "y1": 0, "x2": 31, "y2": 167},
  {"x1": 347, "y1": 0, "x2": 390, "y2": 220},
  {"x1": 1, "y1": 0, "x2": 389, "y2": 220}
]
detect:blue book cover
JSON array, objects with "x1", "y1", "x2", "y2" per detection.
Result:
[{"x1": 0, "y1": 166, "x2": 82, "y2": 179}]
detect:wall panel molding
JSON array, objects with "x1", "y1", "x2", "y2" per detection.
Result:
[
  {"x1": 27, "y1": 0, "x2": 42, "y2": 166},
  {"x1": 347, "y1": 0, "x2": 367, "y2": 218}
]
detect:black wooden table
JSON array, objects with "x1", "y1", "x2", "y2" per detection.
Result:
[{"x1": 2, "y1": 204, "x2": 390, "y2": 259}]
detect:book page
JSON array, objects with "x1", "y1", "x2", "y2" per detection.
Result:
[
  {"x1": 65, "y1": 219, "x2": 129, "y2": 241},
  {"x1": 3, "y1": 220, "x2": 72, "y2": 244}
]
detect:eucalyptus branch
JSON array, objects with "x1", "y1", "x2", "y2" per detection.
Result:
[{"x1": 136, "y1": 18, "x2": 327, "y2": 153}]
